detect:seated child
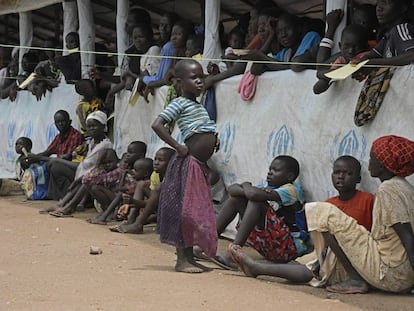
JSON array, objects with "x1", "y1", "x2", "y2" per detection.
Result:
[
  {"x1": 313, "y1": 24, "x2": 371, "y2": 94},
  {"x1": 109, "y1": 147, "x2": 176, "y2": 234},
  {"x1": 0, "y1": 57, "x2": 18, "y2": 101},
  {"x1": 88, "y1": 157, "x2": 153, "y2": 225},
  {"x1": 75, "y1": 79, "x2": 103, "y2": 136},
  {"x1": 85, "y1": 141, "x2": 147, "y2": 223},
  {"x1": 226, "y1": 155, "x2": 375, "y2": 286},
  {"x1": 0, "y1": 137, "x2": 32, "y2": 196},
  {"x1": 351, "y1": 4, "x2": 378, "y2": 49},
  {"x1": 211, "y1": 155, "x2": 305, "y2": 269}
]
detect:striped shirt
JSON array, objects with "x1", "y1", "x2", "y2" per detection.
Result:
[
  {"x1": 374, "y1": 23, "x2": 414, "y2": 58},
  {"x1": 159, "y1": 96, "x2": 216, "y2": 141}
]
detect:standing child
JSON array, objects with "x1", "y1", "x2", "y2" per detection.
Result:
[
  {"x1": 212, "y1": 155, "x2": 305, "y2": 269},
  {"x1": 151, "y1": 59, "x2": 219, "y2": 273}
]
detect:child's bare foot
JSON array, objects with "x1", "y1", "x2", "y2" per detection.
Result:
[
  {"x1": 86, "y1": 216, "x2": 107, "y2": 225},
  {"x1": 108, "y1": 222, "x2": 143, "y2": 234},
  {"x1": 39, "y1": 206, "x2": 58, "y2": 214},
  {"x1": 229, "y1": 247, "x2": 258, "y2": 278},
  {"x1": 175, "y1": 260, "x2": 204, "y2": 273}
]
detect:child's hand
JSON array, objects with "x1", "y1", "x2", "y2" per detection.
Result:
[
  {"x1": 117, "y1": 204, "x2": 130, "y2": 219},
  {"x1": 207, "y1": 62, "x2": 220, "y2": 75},
  {"x1": 143, "y1": 85, "x2": 155, "y2": 103},
  {"x1": 176, "y1": 144, "x2": 189, "y2": 157},
  {"x1": 326, "y1": 9, "x2": 343, "y2": 30}
]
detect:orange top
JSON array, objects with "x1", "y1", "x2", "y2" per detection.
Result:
[
  {"x1": 326, "y1": 190, "x2": 374, "y2": 231},
  {"x1": 246, "y1": 34, "x2": 262, "y2": 50}
]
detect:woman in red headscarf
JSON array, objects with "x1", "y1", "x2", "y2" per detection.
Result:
[{"x1": 302, "y1": 135, "x2": 414, "y2": 294}]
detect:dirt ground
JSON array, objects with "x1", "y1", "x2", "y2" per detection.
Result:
[{"x1": 0, "y1": 196, "x2": 413, "y2": 311}]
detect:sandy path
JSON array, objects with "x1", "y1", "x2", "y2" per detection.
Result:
[{"x1": 0, "y1": 196, "x2": 412, "y2": 311}]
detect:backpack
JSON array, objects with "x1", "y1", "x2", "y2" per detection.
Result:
[{"x1": 21, "y1": 162, "x2": 49, "y2": 200}]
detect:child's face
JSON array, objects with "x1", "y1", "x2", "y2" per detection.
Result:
[
  {"x1": 277, "y1": 19, "x2": 300, "y2": 48},
  {"x1": 124, "y1": 145, "x2": 144, "y2": 168},
  {"x1": 376, "y1": 0, "x2": 405, "y2": 25},
  {"x1": 15, "y1": 139, "x2": 28, "y2": 154},
  {"x1": 86, "y1": 119, "x2": 105, "y2": 138},
  {"x1": 257, "y1": 15, "x2": 270, "y2": 42},
  {"x1": 131, "y1": 163, "x2": 148, "y2": 181},
  {"x1": 178, "y1": 62, "x2": 204, "y2": 98},
  {"x1": 352, "y1": 10, "x2": 376, "y2": 30},
  {"x1": 159, "y1": 16, "x2": 173, "y2": 43},
  {"x1": 229, "y1": 33, "x2": 243, "y2": 49},
  {"x1": 331, "y1": 159, "x2": 360, "y2": 194},
  {"x1": 170, "y1": 25, "x2": 187, "y2": 49},
  {"x1": 101, "y1": 154, "x2": 118, "y2": 172},
  {"x1": 340, "y1": 32, "x2": 367, "y2": 61},
  {"x1": 54, "y1": 112, "x2": 71, "y2": 133},
  {"x1": 66, "y1": 34, "x2": 79, "y2": 50},
  {"x1": 21, "y1": 56, "x2": 34, "y2": 72},
  {"x1": 132, "y1": 27, "x2": 150, "y2": 51},
  {"x1": 153, "y1": 150, "x2": 171, "y2": 175},
  {"x1": 266, "y1": 159, "x2": 293, "y2": 188}
]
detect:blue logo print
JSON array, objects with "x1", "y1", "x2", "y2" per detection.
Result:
[
  {"x1": 331, "y1": 130, "x2": 367, "y2": 162},
  {"x1": 217, "y1": 122, "x2": 236, "y2": 165},
  {"x1": 267, "y1": 125, "x2": 294, "y2": 163}
]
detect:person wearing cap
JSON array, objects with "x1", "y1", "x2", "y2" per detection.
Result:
[
  {"x1": 303, "y1": 135, "x2": 414, "y2": 294},
  {"x1": 41, "y1": 111, "x2": 112, "y2": 215}
]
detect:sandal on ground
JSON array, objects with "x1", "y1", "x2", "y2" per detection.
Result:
[
  {"x1": 193, "y1": 246, "x2": 210, "y2": 261},
  {"x1": 209, "y1": 253, "x2": 239, "y2": 271},
  {"x1": 49, "y1": 211, "x2": 74, "y2": 218}
]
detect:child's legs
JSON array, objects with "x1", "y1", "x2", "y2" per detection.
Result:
[
  {"x1": 97, "y1": 192, "x2": 122, "y2": 221},
  {"x1": 234, "y1": 200, "x2": 267, "y2": 246},
  {"x1": 89, "y1": 184, "x2": 116, "y2": 208},
  {"x1": 136, "y1": 189, "x2": 160, "y2": 226},
  {"x1": 60, "y1": 184, "x2": 88, "y2": 213},
  {"x1": 216, "y1": 196, "x2": 248, "y2": 235}
]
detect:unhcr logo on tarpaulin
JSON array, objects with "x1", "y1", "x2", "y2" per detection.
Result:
[
  {"x1": 330, "y1": 130, "x2": 367, "y2": 163},
  {"x1": 267, "y1": 125, "x2": 294, "y2": 164}
]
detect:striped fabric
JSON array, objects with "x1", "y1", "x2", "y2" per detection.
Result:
[
  {"x1": 373, "y1": 23, "x2": 414, "y2": 58},
  {"x1": 159, "y1": 96, "x2": 216, "y2": 141}
]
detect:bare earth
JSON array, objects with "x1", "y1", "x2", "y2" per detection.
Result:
[{"x1": 0, "y1": 196, "x2": 413, "y2": 311}]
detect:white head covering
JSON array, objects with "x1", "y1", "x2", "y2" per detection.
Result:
[{"x1": 86, "y1": 111, "x2": 108, "y2": 132}]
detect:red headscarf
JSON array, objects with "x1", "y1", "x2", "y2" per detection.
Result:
[{"x1": 371, "y1": 135, "x2": 414, "y2": 177}]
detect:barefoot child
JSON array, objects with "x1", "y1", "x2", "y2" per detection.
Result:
[
  {"x1": 151, "y1": 59, "x2": 219, "y2": 273},
  {"x1": 110, "y1": 147, "x2": 175, "y2": 234},
  {"x1": 213, "y1": 155, "x2": 305, "y2": 270}
]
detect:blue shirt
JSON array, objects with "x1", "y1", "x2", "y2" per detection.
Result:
[
  {"x1": 143, "y1": 41, "x2": 175, "y2": 85},
  {"x1": 159, "y1": 96, "x2": 216, "y2": 141},
  {"x1": 273, "y1": 31, "x2": 321, "y2": 62},
  {"x1": 256, "y1": 182, "x2": 304, "y2": 212}
]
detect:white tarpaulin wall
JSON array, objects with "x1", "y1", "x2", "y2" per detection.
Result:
[
  {"x1": 0, "y1": 84, "x2": 79, "y2": 178},
  {"x1": 1, "y1": 67, "x2": 414, "y2": 201},
  {"x1": 113, "y1": 66, "x2": 414, "y2": 202}
]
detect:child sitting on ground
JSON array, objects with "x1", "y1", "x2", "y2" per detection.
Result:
[
  {"x1": 88, "y1": 156, "x2": 153, "y2": 225},
  {"x1": 226, "y1": 155, "x2": 375, "y2": 286},
  {"x1": 313, "y1": 24, "x2": 371, "y2": 94},
  {"x1": 75, "y1": 79, "x2": 103, "y2": 136},
  {"x1": 0, "y1": 137, "x2": 32, "y2": 196},
  {"x1": 109, "y1": 147, "x2": 176, "y2": 233},
  {"x1": 211, "y1": 155, "x2": 305, "y2": 270}
]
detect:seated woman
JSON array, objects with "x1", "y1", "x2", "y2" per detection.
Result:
[
  {"x1": 106, "y1": 23, "x2": 161, "y2": 103},
  {"x1": 246, "y1": 12, "x2": 321, "y2": 75},
  {"x1": 142, "y1": 19, "x2": 194, "y2": 102},
  {"x1": 42, "y1": 111, "x2": 112, "y2": 216}
]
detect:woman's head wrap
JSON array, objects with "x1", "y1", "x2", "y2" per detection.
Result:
[
  {"x1": 86, "y1": 111, "x2": 107, "y2": 132},
  {"x1": 371, "y1": 135, "x2": 414, "y2": 177}
]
